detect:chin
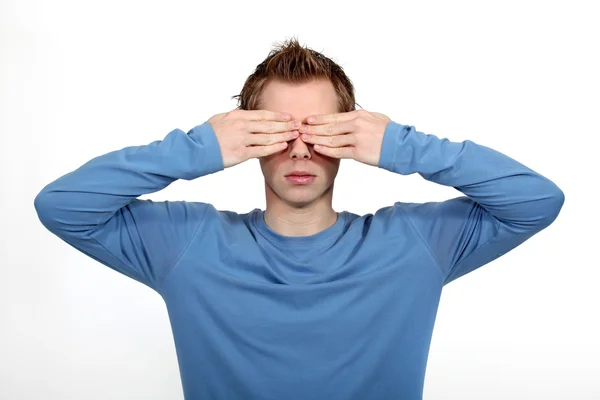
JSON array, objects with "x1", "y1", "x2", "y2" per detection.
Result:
[
  {"x1": 283, "y1": 198, "x2": 317, "y2": 209},
  {"x1": 282, "y1": 183, "x2": 334, "y2": 205},
  {"x1": 280, "y1": 189, "x2": 319, "y2": 205}
]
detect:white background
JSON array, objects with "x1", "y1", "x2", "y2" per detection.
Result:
[{"x1": 2, "y1": 0, "x2": 598, "y2": 399}]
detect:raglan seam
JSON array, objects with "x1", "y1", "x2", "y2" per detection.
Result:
[
  {"x1": 399, "y1": 206, "x2": 447, "y2": 281},
  {"x1": 156, "y1": 204, "x2": 210, "y2": 293}
]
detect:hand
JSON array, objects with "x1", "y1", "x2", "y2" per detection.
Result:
[
  {"x1": 299, "y1": 109, "x2": 392, "y2": 167},
  {"x1": 208, "y1": 109, "x2": 301, "y2": 169}
]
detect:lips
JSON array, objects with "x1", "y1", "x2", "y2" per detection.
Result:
[
  {"x1": 285, "y1": 171, "x2": 315, "y2": 177},
  {"x1": 285, "y1": 175, "x2": 316, "y2": 184}
]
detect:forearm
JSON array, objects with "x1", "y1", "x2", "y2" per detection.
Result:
[
  {"x1": 378, "y1": 122, "x2": 564, "y2": 229},
  {"x1": 34, "y1": 121, "x2": 223, "y2": 231}
]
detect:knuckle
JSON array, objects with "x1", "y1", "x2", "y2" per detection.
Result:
[
  {"x1": 237, "y1": 134, "x2": 250, "y2": 147},
  {"x1": 233, "y1": 119, "x2": 244, "y2": 131},
  {"x1": 239, "y1": 146, "x2": 248, "y2": 160}
]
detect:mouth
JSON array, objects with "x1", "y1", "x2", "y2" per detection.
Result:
[
  {"x1": 285, "y1": 170, "x2": 315, "y2": 177},
  {"x1": 285, "y1": 175, "x2": 316, "y2": 184}
]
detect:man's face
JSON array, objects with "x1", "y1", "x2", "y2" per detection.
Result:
[{"x1": 257, "y1": 78, "x2": 341, "y2": 208}]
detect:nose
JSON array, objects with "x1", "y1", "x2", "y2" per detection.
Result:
[{"x1": 288, "y1": 136, "x2": 312, "y2": 159}]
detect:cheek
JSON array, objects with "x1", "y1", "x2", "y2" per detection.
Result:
[
  {"x1": 324, "y1": 160, "x2": 341, "y2": 178},
  {"x1": 259, "y1": 155, "x2": 285, "y2": 177},
  {"x1": 320, "y1": 155, "x2": 340, "y2": 169}
]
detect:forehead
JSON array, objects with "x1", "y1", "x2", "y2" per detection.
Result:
[{"x1": 260, "y1": 79, "x2": 338, "y2": 120}]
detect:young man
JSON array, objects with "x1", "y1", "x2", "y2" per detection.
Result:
[{"x1": 34, "y1": 38, "x2": 565, "y2": 399}]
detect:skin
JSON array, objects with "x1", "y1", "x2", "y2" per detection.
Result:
[{"x1": 257, "y1": 78, "x2": 341, "y2": 237}]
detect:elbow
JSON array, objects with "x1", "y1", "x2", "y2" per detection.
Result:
[
  {"x1": 551, "y1": 187, "x2": 565, "y2": 217},
  {"x1": 539, "y1": 187, "x2": 565, "y2": 227},
  {"x1": 34, "y1": 190, "x2": 58, "y2": 230}
]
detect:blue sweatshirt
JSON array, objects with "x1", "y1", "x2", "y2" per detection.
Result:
[{"x1": 34, "y1": 120, "x2": 564, "y2": 399}]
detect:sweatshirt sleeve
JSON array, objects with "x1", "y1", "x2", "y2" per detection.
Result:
[
  {"x1": 33, "y1": 121, "x2": 224, "y2": 293},
  {"x1": 377, "y1": 121, "x2": 565, "y2": 285}
]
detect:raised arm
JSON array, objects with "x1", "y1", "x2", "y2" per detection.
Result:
[
  {"x1": 33, "y1": 121, "x2": 224, "y2": 291},
  {"x1": 377, "y1": 122, "x2": 565, "y2": 284}
]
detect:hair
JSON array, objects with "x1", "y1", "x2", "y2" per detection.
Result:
[{"x1": 231, "y1": 36, "x2": 361, "y2": 113}]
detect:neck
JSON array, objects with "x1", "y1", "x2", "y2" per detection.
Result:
[{"x1": 263, "y1": 184, "x2": 337, "y2": 237}]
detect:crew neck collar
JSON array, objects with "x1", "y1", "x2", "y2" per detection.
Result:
[{"x1": 251, "y1": 209, "x2": 346, "y2": 248}]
